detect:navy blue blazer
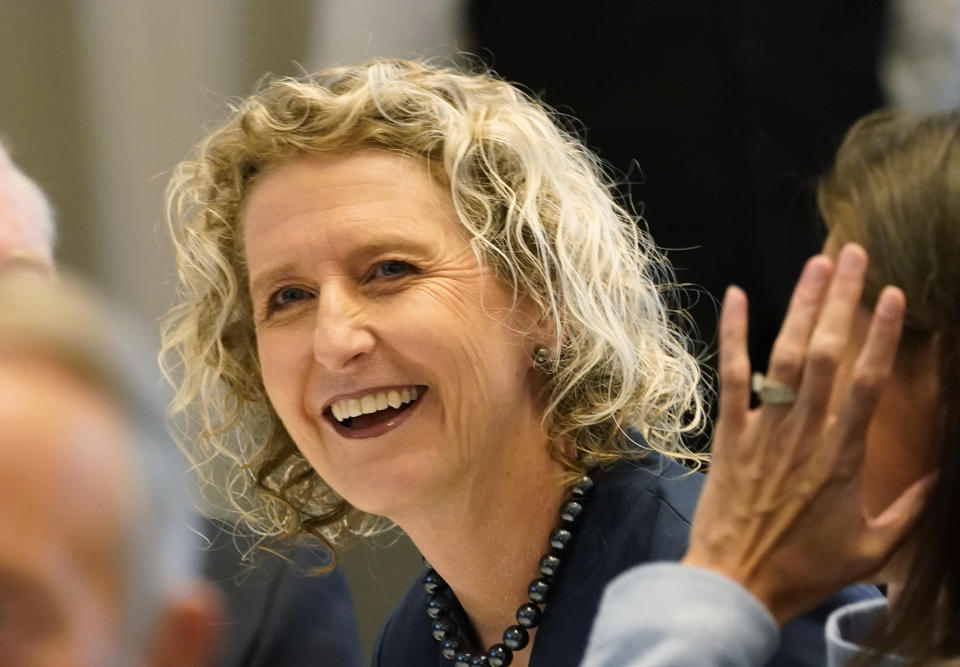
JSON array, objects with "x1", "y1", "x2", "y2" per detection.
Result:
[{"x1": 372, "y1": 450, "x2": 878, "y2": 666}]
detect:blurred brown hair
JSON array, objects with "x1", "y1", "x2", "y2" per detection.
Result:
[{"x1": 818, "y1": 108, "x2": 960, "y2": 663}]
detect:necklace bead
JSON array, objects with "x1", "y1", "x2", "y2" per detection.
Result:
[
  {"x1": 527, "y1": 578, "x2": 551, "y2": 603},
  {"x1": 487, "y1": 644, "x2": 513, "y2": 666},
  {"x1": 425, "y1": 570, "x2": 447, "y2": 595},
  {"x1": 502, "y1": 625, "x2": 529, "y2": 651},
  {"x1": 433, "y1": 616, "x2": 457, "y2": 641},
  {"x1": 560, "y1": 500, "x2": 584, "y2": 523},
  {"x1": 549, "y1": 527, "x2": 573, "y2": 550},
  {"x1": 570, "y1": 475, "x2": 594, "y2": 497},
  {"x1": 538, "y1": 554, "x2": 561, "y2": 577},
  {"x1": 428, "y1": 594, "x2": 453, "y2": 618},
  {"x1": 441, "y1": 638, "x2": 461, "y2": 659},
  {"x1": 422, "y1": 472, "x2": 594, "y2": 663},
  {"x1": 515, "y1": 602, "x2": 542, "y2": 628}
]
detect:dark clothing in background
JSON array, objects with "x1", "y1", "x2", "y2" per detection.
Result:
[
  {"x1": 371, "y1": 450, "x2": 879, "y2": 666},
  {"x1": 470, "y1": 0, "x2": 888, "y2": 378},
  {"x1": 202, "y1": 519, "x2": 363, "y2": 667}
]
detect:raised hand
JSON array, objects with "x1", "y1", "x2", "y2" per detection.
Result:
[{"x1": 683, "y1": 243, "x2": 933, "y2": 625}]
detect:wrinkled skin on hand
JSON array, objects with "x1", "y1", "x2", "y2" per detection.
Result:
[{"x1": 684, "y1": 244, "x2": 934, "y2": 626}]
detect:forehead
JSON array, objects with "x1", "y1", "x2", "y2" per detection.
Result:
[{"x1": 241, "y1": 149, "x2": 462, "y2": 257}]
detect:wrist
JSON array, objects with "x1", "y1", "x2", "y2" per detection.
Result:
[{"x1": 680, "y1": 554, "x2": 792, "y2": 626}]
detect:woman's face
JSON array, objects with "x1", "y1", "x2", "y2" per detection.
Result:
[
  {"x1": 243, "y1": 149, "x2": 548, "y2": 518},
  {"x1": 822, "y1": 235, "x2": 940, "y2": 524}
]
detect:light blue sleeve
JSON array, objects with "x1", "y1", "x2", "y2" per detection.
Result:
[
  {"x1": 581, "y1": 562, "x2": 781, "y2": 667},
  {"x1": 825, "y1": 598, "x2": 905, "y2": 667}
]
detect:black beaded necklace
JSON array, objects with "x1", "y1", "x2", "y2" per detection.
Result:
[{"x1": 422, "y1": 474, "x2": 595, "y2": 667}]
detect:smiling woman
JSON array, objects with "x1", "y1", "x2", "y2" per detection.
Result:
[
  {"x1": 241, "y1": 148, "x2": 559, "y2": 519},
  {"x1": 161, "y1": 59, "x2": 870, "y2": 667}
]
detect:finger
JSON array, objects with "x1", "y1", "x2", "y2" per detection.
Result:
[
  {"x1": 861, "y1": 471, "x2": 936, "y2": 568},
  {"x1": 832, "y1": 286, "x2": 906, "y2": 469},
  {"x1": 794, "y1": 244, "x2": 868, "y2": 414},
  {"x1": 764, "y1": 255, "x2": 833, "y2": 390},
  {"x1": 718, "y1": 286, "x2": 750, "y2": 434}
]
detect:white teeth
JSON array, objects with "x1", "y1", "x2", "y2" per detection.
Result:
[
  {"x1": 387, "y1": 390, "x2": 402, "y2": 409},
  {"x1": 329, "y1": 387, "x2": 423, "y2": 423}
]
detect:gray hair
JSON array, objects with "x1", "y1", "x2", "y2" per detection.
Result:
[
  {"x1": 0, "y1": 138, "x2": 57, "y2": 258},
  {"x1": 0, "y1": 269, "x2": 198, "y2": 662}
]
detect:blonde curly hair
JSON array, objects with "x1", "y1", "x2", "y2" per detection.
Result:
[{"x1": 162, "y1": 59, "x2": 706, "y2": 550}]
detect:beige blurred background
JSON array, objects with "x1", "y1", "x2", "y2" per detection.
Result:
[
  {"x1": 8, "y1": 0, "x2": 960, "y2": 662},
  {"x1": 0, "y1": 0, "x2": 467, "y2": 658}
]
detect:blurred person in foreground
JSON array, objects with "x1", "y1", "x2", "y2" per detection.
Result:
[
  {"x1": 161, "y1": 59, "x2": 891, "y2": 667},
  {"x1": 584, "y1": 110, "x2": 959, "y2": 666},
  {"x1": 0, "y1": 269, "x2": 222, "y2": 667},
  {"x1": 0, "y1": 136, "x2": 363, "y2": 667}
]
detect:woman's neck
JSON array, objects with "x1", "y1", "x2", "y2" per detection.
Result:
[{"x1": 392, "y1": 437, "x2": 569, "y2": 656}]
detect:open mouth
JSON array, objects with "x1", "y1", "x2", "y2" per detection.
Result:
[{"x1": 325, "y1": 386, "x2": 427, "y2": 438}]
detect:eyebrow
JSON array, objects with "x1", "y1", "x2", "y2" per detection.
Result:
[{"x1": 249, "y1": 262, "x2": 299, "y2": 300}]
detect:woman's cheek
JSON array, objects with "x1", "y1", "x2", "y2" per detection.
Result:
[{"x1": 257, "y1": 331, "x2": 310, "y2": 419}]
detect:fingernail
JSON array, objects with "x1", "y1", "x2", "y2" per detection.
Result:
[
  {"x1": 805, "y1": 256, "x2": 830, "y2": 284},
  {"x1": 878, "y1": 287, "x2": 905, "y2": 318},
  {"x1": 839, "y1": 244, "x2": 867, "y2": 271}
]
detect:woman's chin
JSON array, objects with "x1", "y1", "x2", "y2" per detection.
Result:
[{"x1": 331, "y1": 462, "x2": 453, "y2": 522}]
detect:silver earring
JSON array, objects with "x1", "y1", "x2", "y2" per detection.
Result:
[{"x1": 533, "y1": 346, "x2": 555, "y2": 372}]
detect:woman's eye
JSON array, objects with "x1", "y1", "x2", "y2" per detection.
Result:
[
  {"x1": 267, "y1": 286, "x2": 313, "y2": 313},
  {"x1": 372, "y1": 260, "x2": 414, "y2": 279}
]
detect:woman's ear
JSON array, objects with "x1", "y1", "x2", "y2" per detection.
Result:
[{"x1": 145, "y1": 580, "x2": 224, "y2": 667}]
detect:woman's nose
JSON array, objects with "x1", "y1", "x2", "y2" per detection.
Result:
[{"x1": 312, "y1": 287, "x2": 375, "y2": 370}]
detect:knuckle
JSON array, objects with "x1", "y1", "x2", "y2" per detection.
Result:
[
  {"x1": 721, "y1": 359, "x2": 749, "y2": 383},
  {"x1": 770, "y1": 344, "x2": 803, "y2": 378},
  {"x1": 850, "y1": 371, "x2": 883, "y2": 399},
  {"x1": 806, "y1": 341, "x2": 843, "y2": 373}
]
